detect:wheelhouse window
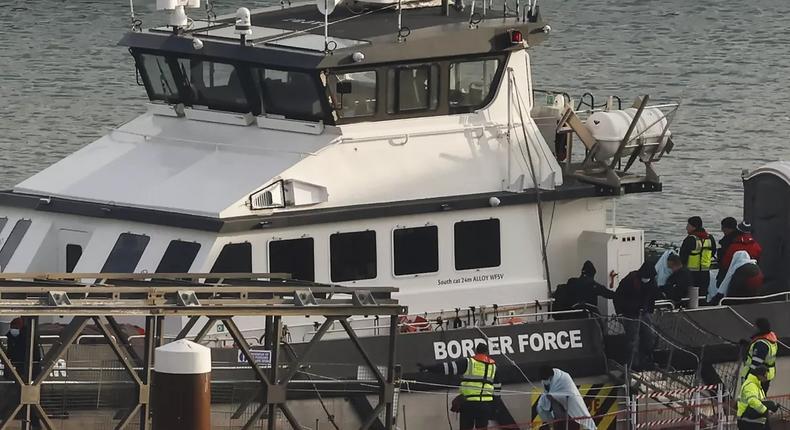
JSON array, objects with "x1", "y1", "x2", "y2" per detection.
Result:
[
  {"x1": 454, "y1": 219, "x2": 501, "y2": 270},
  {"x1": 210, "y1": 242, "x2": 252, "y2": 273},
  {"x1": 102, "y1": 233, "x2": 150, "y2": 273},
  {"x1": 156, "y1": 240, "x2": 201, "y2": 273},
  {"x1": 137, "y1": 53, "x2": 180, "y2": 104},
  {"x1": 252, "y1": 68, "x2": 324, "y2": 121},
  {"x1": 0, "y1": 219, "x2": 31, "y2": 272},
  {"x1": 449, "y1": 59, "x2": 501, "y2": 112},
  {"x1": 269, "y1": 238, "x2": 315, "y2": 282},
  {"x1": 327, "y1": 70, "x2": 377, "y2": 119},
  {"x1": 387, "y1": 64, "x2": 439, "y2": 113},
  {"x1": 393, "y1": 226, "x2": 439, "y2": 276},
  {"x1": 330, "y1": 231, "x2": 377, "y2": 282},
  {"x1": 176, "y1": 58, "x2": 252, "y2": 113}
]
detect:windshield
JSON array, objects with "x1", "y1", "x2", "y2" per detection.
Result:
[
  {"x1": 251, "y1": 67, "x2": 325, "y2": 121},
  {"x1": 133, "y1": 50, "x2": 328, "y2": 121}
]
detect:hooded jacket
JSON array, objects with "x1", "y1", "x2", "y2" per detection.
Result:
[
  {"x1": 615, "y1": 262, "x2": 659, "y2": 318},
  {"x1": 721, "y1": 233, "x2": 762, "y2": 270}
]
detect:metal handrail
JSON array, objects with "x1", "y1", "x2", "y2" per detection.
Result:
[{"x1": 720, "y1": 291, "x2": 790, "y2": 305}]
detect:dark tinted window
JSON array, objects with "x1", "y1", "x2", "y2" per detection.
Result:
[
  {"x1": 156, "y1": 240, "x2": 201, "y2": 273},
  {"x1": 137, "y1": 53, "x2": 180, "y2": 103},
  {"x1": 394, "y1": 226, "x2": 439, "y2": 275},
  {"x1": 387, "y1": 65, "x2": 439, "y2": 113},
  {"x1": 454, "y1": 219, "x2": 500, "y2": 270},
  {"x1": 0, "y1": 218, "x2": 7, "y2": 235},
  {"x1": 66, "y1": 244, "x2": 83, "y2": 273},
  {"x1": 252, "y1": 68, "x2": 324, "y2": 121},
  {"x1": 177, "y1": 58, "x2": 252, "y2": 113},
  {"x1": 269, "y1": 238, "x2": 315, "y2": 281},
  {"x1": 0, "y1": 219, "x2": 31, "y2": 271},
  {"x1": 211, "y1": 242, "x2": 252, "y2": 273},
  {"x1": 330, "y1": 231, "x2": 377, "y2": 282},
  {"x1": 102, "y1": 233, "x2": 150, "y2": 273}
]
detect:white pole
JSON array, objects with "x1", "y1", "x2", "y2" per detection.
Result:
[
  {"x1": 506, "y1": 69, "x2": 513, "y2": 190},
  {"x1": 324, "y1": 0, "x2": 329, "y2": 52}
]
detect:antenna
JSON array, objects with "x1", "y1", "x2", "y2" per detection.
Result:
[
  {"x1": 157, "y1": 0, "x2": 201, "y2": 31},
  {"x1": 316, "y1": 0, "x2": 341, "y2": 52},
  {"x1": 235, "y1": 7, "x2": 252, "y2": 46}
]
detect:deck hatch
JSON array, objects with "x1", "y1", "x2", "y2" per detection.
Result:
[{"x1": 0, "y1": 219, "x2": 31, "y2": 272}]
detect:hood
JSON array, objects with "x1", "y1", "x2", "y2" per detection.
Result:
[
  {"x1": 581, "y1": 260, "x2": 596, "y2": 277},
  {"x1": 691, "y1": 229, "x2": 711, "y2": 240},
  {"x1": 753, "y1": 332, "x2": 778, "y2": 343},
  {"x1": 734, "y1": 233, "x2": 757, "y2": 244}
]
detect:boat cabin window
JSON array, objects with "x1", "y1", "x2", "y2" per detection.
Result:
[
  {"x1": 176, "y1": 58, "x2": 252, "y2": 113},
  {"x1": 66, "y1": 244, "x2": 83, "y2": 273},
  {"x1": 454, "y1": 219, "x2": 501, "y2": 270},
  {"x1": 156, "y1": 240, "x2": 201, "y2": 273},
  {"x1": 102, "y1": 233, "x2": 150, "y2": 273},
  {"x1": 0, "y1": 219, "x2": 31, "y2": 272},
  {"x1": 252, "y1": 68, "x2": 324, "y2": 121},
  {"x1": 327, "y1": 71, "x2": 377, "y2": 119},
  {"x1": 137, "y1": 53, "x2": 180, "y2": 104},
  {"x1": 330, "y1": 231, "x2": 377, "y2": 282},
  {"x1": 387, "y1": 64, "x2": 439, "y2": 113},
  {"x1": 449, "y1": 59, "x2": 500, "y2": 112},
  {"x1": 393, "y1": 226, "x2": 439, "y2": 276},
  {"x1": 210, "y1": 242, "x2": 252, "y2": 273},
  {"x1": 269, "y1": 238, "x2": 315, "y2": 282}
]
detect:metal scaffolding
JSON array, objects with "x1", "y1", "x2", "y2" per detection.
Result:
[{"x1": 0, "y1": 273, "x2": 405, "y2": 430}]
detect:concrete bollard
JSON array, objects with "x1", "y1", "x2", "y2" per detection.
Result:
[{"x1": 152, "y1": 339, "x2": 212, "y2": 430}]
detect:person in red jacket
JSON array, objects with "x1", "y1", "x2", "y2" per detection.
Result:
[{"x1": 720, "y1": 222, "x2": 762, "y2": 279}]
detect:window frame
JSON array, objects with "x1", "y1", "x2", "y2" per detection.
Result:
[
  {"x1": 387, "y1": 63, "x2": 439, "y2": 114},
  {"x1": 329, "y1": 230, "x2": 378, "y2": 282},
  {"x1": 0, "y1": 219, "x2": 32, "y2": 272},
  {"x1": 251, "y1": 67, "x2": 328, "y2": 122},
  {"x1": 268, "y1": 237, "x2": 316, "y2": 282},
  {"x1": 391, "y1": 224, "x2": 440, "y2": 277},
  {"x1": 452, "y1": 218, "x2": 502, "y2": 271},
  {"x1": 448, "y1": 57, "x2": 505, "y2": 114},
  {"x1": 326, "y1": 68, "x2": 380, "y2": 121}
]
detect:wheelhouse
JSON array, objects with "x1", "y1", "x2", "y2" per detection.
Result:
[{"x1": 124, "y1": 2, "x2": 549, "y2": 125}]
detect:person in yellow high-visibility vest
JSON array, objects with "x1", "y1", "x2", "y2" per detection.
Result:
[
  {"x1": 740, "y1": 318, "x2": 778, "y2": 393},
  {"x1": 419, "y1": 343, "x2": 497, "y2": 429},
  {"x1": 679, "y1": 216, "x2": 717, "y2": 299},
  {"x1": 737, "y1": 365, "x2": 779, "y2": 430}
]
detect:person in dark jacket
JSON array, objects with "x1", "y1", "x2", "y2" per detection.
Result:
[
  {"x1": 679, "y1": 216, "x2": 717, "y2": 295},
  {"x1": 717, "y1": 217, "x2": 739, "y2": 285},
  {"x1": 564, "y1": 261, "x2": 617, "y2": 315},
  {"x1": 720, "y1": 222, "x2": 763, "y2": 274},
  {"x1": 615, "y1": 262, "x2": 660, "y2": 370},
  {"x1": 664, "y1": 254, "x2": 694, "y2": 307}
]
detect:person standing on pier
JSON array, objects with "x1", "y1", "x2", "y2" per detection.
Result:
[
  {"x1": 679, "y1": 216, "x2": 717, "y2": 298},
  {"x1": 419, "y1": 343, "x2": 497, "y2": 429}
]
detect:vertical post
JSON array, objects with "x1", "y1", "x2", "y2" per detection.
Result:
[
  {"x1": 151, "y1": 339, "x2": 212, "y2": 430},
  {"x1": 384, "y1": 315, "x2": 398, "y2": 428},
  {"x1": 267, "y1": 316, "x2": 282, "y2": 430},
  {"x1": 716, "y1": 384, "x2": 724, "y2": 430},
  {"x1": 140, "y1": 316, "x2": 157, "y2": 430},
  {"x1": 22, "y1": 317, "x2": 39, "y2": 430},
  {"x1": 693, "y1": 390, "x2": 700, "y2": 430},
  {"x1": 506, "y1": 69, "x2": 513, "y2": 190}
]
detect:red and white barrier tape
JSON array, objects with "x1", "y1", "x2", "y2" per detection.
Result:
[{"x1": 634, "y1": 384, "x2": 718, "y2": 399}]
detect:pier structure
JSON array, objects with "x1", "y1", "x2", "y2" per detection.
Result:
[{"x1": 0, "y1": 273, "x2": 405, "y2": 430}]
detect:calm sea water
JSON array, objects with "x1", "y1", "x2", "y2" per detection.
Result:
[{"x1": 1, "y1": 0, "x2": 789, "y2": 241}]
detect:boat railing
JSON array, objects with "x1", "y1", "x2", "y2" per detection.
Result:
[{"x1": 720, "y1": 291, "x2": 790, "y2": 305}]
